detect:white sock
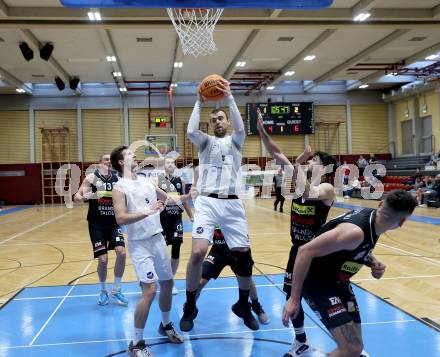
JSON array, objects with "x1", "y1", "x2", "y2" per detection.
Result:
[
  {"x1": 100, "y1": 281, "x2": 106, "y2": 291},
  {"x1": 133, "y1": 328, "x2": 144, "y2": 345},
  {"x1": 294, "y1": 327, "x2": 305, "y2": 335},
  {"x1": 161, "y1": 310, "x2": 171, "y2": 326},
  {"x1": 113, "y1": 277, "x2": 122, "y2": 292}
]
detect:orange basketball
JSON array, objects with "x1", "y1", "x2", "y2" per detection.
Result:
[{"x1": 199, "y1": 74, "x2": 225, "y2": 101}]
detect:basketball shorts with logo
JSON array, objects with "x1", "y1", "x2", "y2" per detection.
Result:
[
  {"x1": 192, "y1": 195, "x2": 249, "y2": 249},
  {"x1": 161, "y1": 217, "x2": 184, "y2": 245},
  {"x1": 283, "y1": 245, "x2": 299, "y2": 294},
  {"x1": 127, "y1": 233, "x2": 173, "y2": 284},
  {"x1": 202, "y1": 250, "x2": 237, "y2": 280},
  {"x1": 302, "y1": 280, "x2": 361, "y2": 329},
  {"x1": 88, "y1": 222, "x2": 125, "y2": 258}
]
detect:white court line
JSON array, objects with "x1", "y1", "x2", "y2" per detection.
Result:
[
  {"x1": 355, "y1": 274, "x2": 440, "y2": 282},
  {"x1": 0, "y1": 211, "x2": 72, "y2": 245},
  {"x1": 4, "y1": 241, "x2": 88, "y2": 246},
  {"x1": 28, "y1": 259, "x2": 94, "y2": 346},
  {"x1": 11, "y1": 273, "x2": 440, "y2": 302},
  {"x1": 377, "y1": 242, "x2": 440, "y2": 268},
  {"x1": 0, "y1": 319, "x2": 416, "y2": 351},
  {"x1": 14, "y1": 283, "x2": 284, "y2": 301}
]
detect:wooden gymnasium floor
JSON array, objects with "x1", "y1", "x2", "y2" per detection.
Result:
[{"x1": 0, "y1": 197, "x2": 439, "y2": 330}]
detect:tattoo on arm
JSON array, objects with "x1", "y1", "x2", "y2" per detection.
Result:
[{"x1": 338, "y1": 323, "x2": 362, "y2": 346}]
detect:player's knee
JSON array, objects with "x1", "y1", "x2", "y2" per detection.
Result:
[
  {"x1": 115, "y1": 246, "x2": 126, "y2": 258},
  {"x1": 140, "y1": 281, "x2": 157, "y2": 299},
  {"x1": 98, "y1": 253, "x2": 108, "y2": 266},
  {"x1": 232, "y1": 249, "x2": 254, "y2": 277},
  {"x1": 191, "y1": 246, "x2": 208, "y2": 264}
]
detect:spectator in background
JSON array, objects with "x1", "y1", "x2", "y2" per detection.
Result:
[
  {"x1": 416, "y1": 176, "x2": 433, "y2": 206},
  {"x1": 341, "y1": 161, "x2": 350, "y2": 185},
  {"x1": 273, "y1": 168, "x2": 285, "y2": 212},
  {"x1": 420, "y1": 174, "x2": 440, "y2": 207},
  {"x1": 357, "y1": 155, "x2": 368, "y2": 176},
  {"x1": 413, "y1": 168, "x2": 423, "y2": 185},
  {"x1": 368, "y1": 153, "x2": 378, "y2": 165}
]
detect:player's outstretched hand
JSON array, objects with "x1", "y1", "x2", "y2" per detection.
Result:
[
  {"x1": 197, "y1": 83, "x2": 207, "y2": 103},
  {"x1": 256, "y1": 109, "x2": 265, "y2": 133},
  {"x1": 144, "y1": 201, "x2": 164, "y2": 216},
  {"x1": 282, "y1": 298, "x2": 300, "y2": 327},
  {"x1": 371, "y1": 260, "x2": 386, "y2": 279},
  {"x1": 217, "y1": 80, "x2": 232, "y2": 97},
  {"x1": 296, "y1": 145, "x2": 312, "y2": 165}
]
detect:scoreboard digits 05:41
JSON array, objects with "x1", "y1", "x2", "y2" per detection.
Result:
[{"x1": 246, "y1": 102, "x2": 314, "y2": 135}]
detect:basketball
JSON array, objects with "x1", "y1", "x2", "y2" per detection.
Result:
[{"x1": 199, "y1": 74, "x2": 225, "y2": 101}]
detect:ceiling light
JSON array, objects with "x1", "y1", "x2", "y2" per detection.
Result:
[
  {"x1": 170, "y1": 83, "x2": 178, "y2": 88},
  {"x1": 39, "y1": 43, "x2": 54, "y2": 61},
  {"x1": 69, "y1": 77, "x2": 80, "y2": 91},
  {"x1": 55, "y1": 77, "x2": 65, "y2": 91},
  {"x1": 236, "y1": 61, "x2": 246, "y2": 67},
  {"x1": 88, "y1": 10, "x2": 101, "y2": 21},
  {"x1": 285, "y1": 71, "x2": 295, "y2": 76},
  {"x1": 267, "y1": 86, "x2": 275, "y2": 90},
  {"x1": 304, "y1": 55, "x2": 316, "y2": 61},
  {"x1": 106, "y1": 56, "x2": 116, "y2": 62},
  {"x1": 359, "y1": 84, "x2": 369, "y2": 89},
  {"x1": 16, "y1": 88, "x2": 26, "y2": 93},
  {"x1": 112, "y1": 71, "x2": 122, "y2": 77},
  {"x1": 386, "y1": 72, "x2": 398, "y2": 77},
  {"x1": 353, "y1": 12, "x2": 371, "y2": 22},
  {"x1": 425, "y1": 54, "x2": 439, "y2": 61},
  {"x1": 174, "y1": 61, "x2": 183, "y2": 68},
  {"x1": 119, "y1": 87, "x2": 127, "y2": 92}
]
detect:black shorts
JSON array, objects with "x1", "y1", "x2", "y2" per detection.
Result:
[
  {"x1": 202, "y1": 250, "x2": 237, "y2": 280},
  {"x1": 161, "y1": 218, "x2": 183, "y2": 245},
  {"x1": 283, "y1": 245, "x2": 298, "y2": 294},
  {"x1": 88, "y1": 222, "x2": 125, "y2": 258},
  {"x1": 302, "y1": 280, "x2": 361, "y2": 330}
]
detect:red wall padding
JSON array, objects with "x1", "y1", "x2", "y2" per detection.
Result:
[{"x1": 0, "y1": 164, "x2": 42, "y2": 205}]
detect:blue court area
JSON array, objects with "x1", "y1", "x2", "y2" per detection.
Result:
[{"x1": 0, "y1": 275, "x2": 438, "y2": 357}]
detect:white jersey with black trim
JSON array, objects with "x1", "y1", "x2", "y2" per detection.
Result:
[
  {"x1": 197, "y1": 134, "x2": 243, "y2": 195},
  {"x1": 114, "y1": 176, "x2": 162, "y2": 241},
  {"x1": 187, "y1": 95, "x2": 245, "y2": 196}
]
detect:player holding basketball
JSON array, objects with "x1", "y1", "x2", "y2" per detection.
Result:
[
  {"x1": 180, "y1": 79, "x2": 260, "y2": 332},
  {"x1": 282, "y1": 190, "x2": 417, "y2": 357},
  {"x1": 196, "y1": 224, "x2": 269, "y2": 325},
  {"x1": 158, "y1": 155, "x2": 194, "y2": 294},
  {"x1": 74, "y1": 154, "x2": 128, "y2": 307},
  {"x1": 111, "y1": 146, "x2": 187, "y2": 357},
  {"x1": 257, "y1": 111, "x2": 336, "y2": 356}
]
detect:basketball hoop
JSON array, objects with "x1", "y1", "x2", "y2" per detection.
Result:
[{"x1": 167, "y1": 8, "x2": 224, "y2": 57}]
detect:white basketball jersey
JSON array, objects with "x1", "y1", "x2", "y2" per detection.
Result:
[
  {"x1": 114, "y1": 176, "x2": 162, "y2": 240},
  {"x1": 197, "y1": 135, "x2": 242, "y2": 195}
]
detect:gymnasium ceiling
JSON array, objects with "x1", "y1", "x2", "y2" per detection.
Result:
[{"x1": 0, "y1": 0, "x2": 439, "y2": 96}]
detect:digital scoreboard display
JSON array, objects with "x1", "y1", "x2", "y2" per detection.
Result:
[{"x1": 246, "y1": 102, "x2": 314, "y2": 135}]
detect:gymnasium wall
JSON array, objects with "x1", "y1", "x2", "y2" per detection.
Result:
[
  {"x1": 393, "y1": 90, "x2": 440, "y2": 156},
  {"x1": 0, "y1": 97, "x2": 389, "y2": 165}
]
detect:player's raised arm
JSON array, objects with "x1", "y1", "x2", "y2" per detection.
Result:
[
  {"x1": 74, "y1": 173, "x2": 96, "y2": 202},
  {"x1": 187, "y1": 88, "x2": 209, "y2": 149},
  {"x1": 217, "y1": 80, "x2": 245, "y2": 148},
  {"x1": 256, "y1": 109, "x2": 293, "y2": 168}
]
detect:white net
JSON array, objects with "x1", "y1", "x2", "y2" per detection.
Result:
[{"x1": 167, "y1": 8, "x2": 224, "y2": 57}]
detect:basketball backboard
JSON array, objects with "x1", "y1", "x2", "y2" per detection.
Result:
[{"x1": 60, "y1": 0, "x2": 334, "y2": 9}]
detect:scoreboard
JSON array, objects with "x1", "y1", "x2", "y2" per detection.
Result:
[{"x1": 246, "y1": 102, "x2": 314, "y2": 135}]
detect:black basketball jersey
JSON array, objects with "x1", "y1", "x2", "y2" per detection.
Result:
[
  {"x1": 158, "y1": 174, "x2": 184, "y2": 219},
  {"x1": 87, "y1": 170, "x2": 119, "y2": 226},
  {"x1": 210, "y1": 227, "x2": 232, "y2": 256},
  {"x1": 290, "y1": 196, "x2": 331, "y2": 247},
  {"x1": 306, "y1": 208, "x2": 379, "y2": 283}
]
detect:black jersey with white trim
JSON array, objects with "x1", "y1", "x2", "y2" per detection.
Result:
[
  {"x1": 158, "y1": 174, "x2": 184, "y2": 218},
  {"x1": 305, "y1": 208, "x2": 379, "y2": 283},
  {"x1": 87, "y1": 170, "x2": 119, "y2": 226}
]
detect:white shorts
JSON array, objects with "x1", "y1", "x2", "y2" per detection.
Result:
[
  {"x1": 127, "y1": 233, "x2": 173, "y2": 284},
  {"x1": 192, "y1": 195, "x2": 250, "y2": 249}
]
